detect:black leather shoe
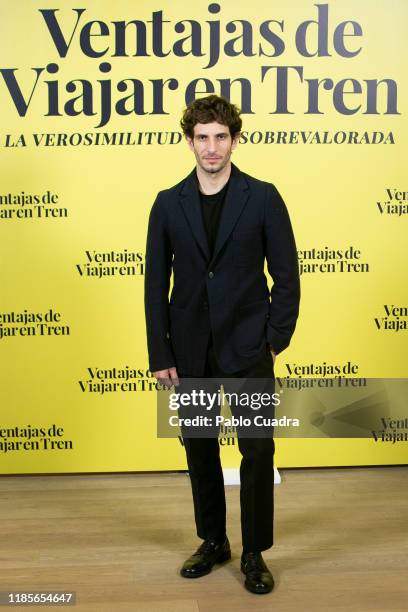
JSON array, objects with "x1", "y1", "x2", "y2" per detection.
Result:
[
  {"x1": 241, "y1": 552, "x2": 274, "y2": 594},
  {"x1": 180, "y1": 537, "x2": 231, "y2": 578}
]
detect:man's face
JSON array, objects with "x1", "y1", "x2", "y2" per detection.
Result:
[{"x1": 186, "y1": 121, "x2": 239, "y2": 175}]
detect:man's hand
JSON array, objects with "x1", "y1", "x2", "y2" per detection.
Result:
[
  {"x1": 267, "y1": 343, "x2": 277, "y2": 366},
  {"x1": 152, "y1": 367, "x2": 180, "y2": 388}
]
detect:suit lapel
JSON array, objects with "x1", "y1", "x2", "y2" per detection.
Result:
[
  {"x1": 179, "y1": 167, "x2": 211, "y2": 262},
  {"x1": 211, "y1": 163, "x2": 249, "y2": 264},
  {"x1": 179, "y1": 162, "x2": 250, "y2": 264}
]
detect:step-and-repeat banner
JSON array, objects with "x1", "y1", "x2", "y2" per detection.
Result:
[{"x1": 1, "y1": 0, "x2": 407, "y2": 473}]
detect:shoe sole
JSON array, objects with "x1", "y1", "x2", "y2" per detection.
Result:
[{"x1": 180, "y1": 550, "x2": 231, "y2": 578}]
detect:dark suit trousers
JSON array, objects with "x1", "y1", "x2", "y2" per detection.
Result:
[{"x1": 181, "y1": 338, "x2": 275, "y2": 553}]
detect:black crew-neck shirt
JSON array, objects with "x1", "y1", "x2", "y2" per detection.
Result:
[{"x1": 198, "y1": 176, "x2": 230, "y2": 257}]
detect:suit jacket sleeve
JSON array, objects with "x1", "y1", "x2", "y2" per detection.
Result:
[
  {"x1": 264, "y1": 183, "x2": 300, "y2": 354},
  {"x1": 144, "y1": 191, "x2": 176, "y2": 372}
]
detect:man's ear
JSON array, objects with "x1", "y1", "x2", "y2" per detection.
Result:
[
  {"x1": 185, "y1": 135, "x2": 194, "y2": 151},
  {"x1": 231, "y1": 132, "x2": 240, "y2": 150}
]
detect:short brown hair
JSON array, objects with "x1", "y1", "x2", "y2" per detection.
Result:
[{"x1": 180, "y1": 95, "x2": 242, "y2": 139}]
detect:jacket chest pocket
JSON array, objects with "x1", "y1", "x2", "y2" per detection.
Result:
[{"x1": 232, "y1": 230, "x2": 263, "y2": 267}]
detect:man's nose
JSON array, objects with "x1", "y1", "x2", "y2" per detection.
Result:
[{"x1": 207, "y1": 137, "x2": 217, "y2": 152}]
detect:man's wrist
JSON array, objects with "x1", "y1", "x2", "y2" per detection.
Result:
[{"x1": 266, "y1": 342, "x2": 276, "y2": 355}]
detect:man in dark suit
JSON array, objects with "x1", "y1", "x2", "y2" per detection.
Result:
[{"x1": 145, "y1": 95, "x2": 300, "y2": 594}]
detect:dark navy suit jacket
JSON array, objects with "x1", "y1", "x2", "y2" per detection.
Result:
[{"x1": 144, "y1": 162, "x2": 300, "y2": 375}]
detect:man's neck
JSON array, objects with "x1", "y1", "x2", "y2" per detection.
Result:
[{"x1": 196, "y1": 162, "x2": 232, "y2": 195}]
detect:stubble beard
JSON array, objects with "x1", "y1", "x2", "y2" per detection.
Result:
[{"x1": 196, "y1": 148, "x2": 232, "y2": 176}]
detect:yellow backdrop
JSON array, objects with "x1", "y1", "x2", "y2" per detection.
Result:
[{"x1": 0, "y1": 0, "x2": 407, "y2": 473}]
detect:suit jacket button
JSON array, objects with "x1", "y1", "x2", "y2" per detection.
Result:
[
  {"x1": 203, "y1": 301, "x2": 209, "y2": 310},
  {"x1": 208, "y1": 271, "x2": 214, "y2": 279}
]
